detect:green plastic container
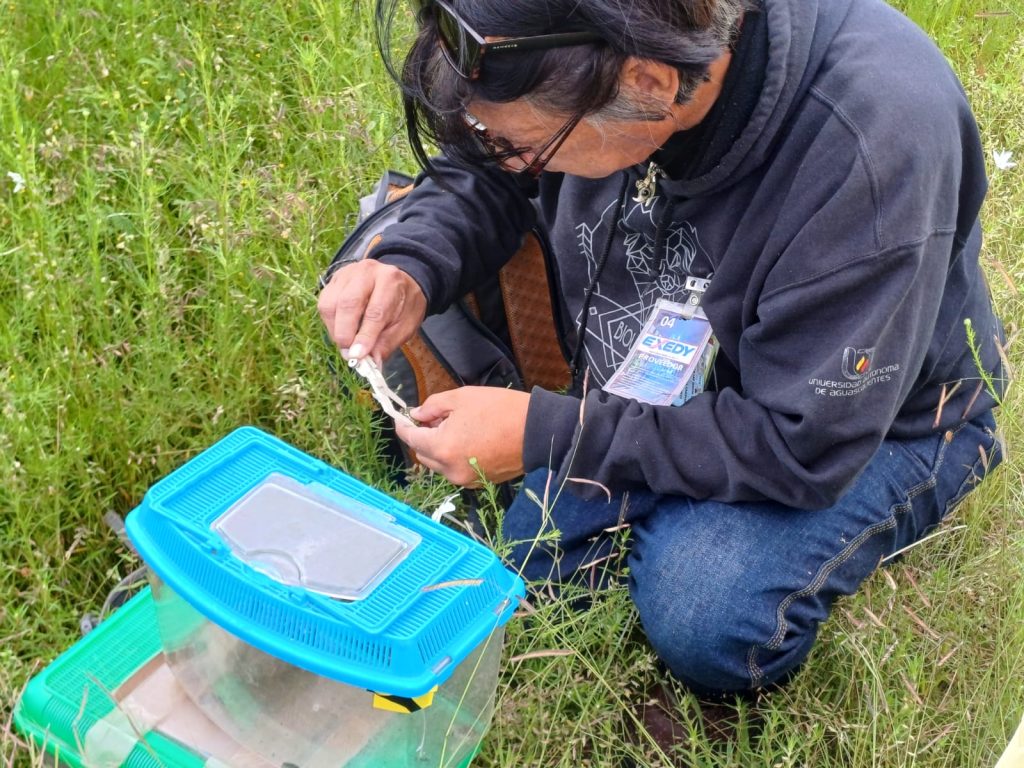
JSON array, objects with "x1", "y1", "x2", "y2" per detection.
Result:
[
  {"x1": 13, "y1": 589, "x2": 481, "y2": 768},
  {"x1": 14, "y1": 589, "x2": 208, "y2": 768}
]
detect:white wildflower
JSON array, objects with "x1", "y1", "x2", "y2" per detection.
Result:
[
  {"x1": 430, "y1": 493, "x2": 460, "y2": 523},
  {"x1": 992, "y1": 150, "x2": 1017, "y2": 171},
  {"x1": 6, "y1": 171, "x2": 26, "y2": 193}
]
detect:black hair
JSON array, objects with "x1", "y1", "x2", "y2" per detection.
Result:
[{"x1": 374, "y1": 0, "x2": 752, "y2": 172}]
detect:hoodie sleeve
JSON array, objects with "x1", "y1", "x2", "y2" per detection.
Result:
[{"x1": 370, "y1": 160, "x2": 538, "y2": 315}]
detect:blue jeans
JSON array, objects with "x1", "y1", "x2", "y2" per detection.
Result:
[{"x1": 503, "y1": 411, "x2": 1001, "y2": 696}]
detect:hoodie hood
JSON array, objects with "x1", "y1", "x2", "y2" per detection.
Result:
[{"x1": 672, "y1": 0, "x2": 853, "y2": 198}]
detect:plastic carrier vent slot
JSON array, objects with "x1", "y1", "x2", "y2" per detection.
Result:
[
  {"x1": 123, "y1": 746, "x2": 166, "y2": 768},
  {"x1": 48, "y1": 617, "x2": 158, "y2": 702},
  {"x1": 416, "y1": 590, "x2": 494, "y2": 666},
  {"x1": 43, "y1": 698, "x2": 94, "y2": 741},
  {"x1": 167, "y1": 452, "x2": 279, "y2": 525}
]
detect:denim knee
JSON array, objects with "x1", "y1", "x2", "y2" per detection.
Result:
[
  {"x1": 630, "y1": 575, "x2": 817, "y2": 696},
  {"x1": 627, "y1": 500, "x2": 820, "y2": 696}
]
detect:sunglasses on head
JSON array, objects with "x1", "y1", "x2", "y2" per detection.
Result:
[{"x1": 411, "y1": 0, "x2": 603, "y2": 80}]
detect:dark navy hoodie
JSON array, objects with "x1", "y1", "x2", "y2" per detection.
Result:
[{"x1": 370, "y1": 0, "x2": 1004, "y2": 509}]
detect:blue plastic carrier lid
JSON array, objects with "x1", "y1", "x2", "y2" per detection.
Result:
[{"x1": 125, "y1": 427, "x2": 525, "y2": 698}]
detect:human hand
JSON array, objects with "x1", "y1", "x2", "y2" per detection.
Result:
[
  {"x1": 317, "y1": 260, "x2": 427, "y2": 362},
  {"x1": 394, "y1": 387, "x2": 530, "y2": 486}
]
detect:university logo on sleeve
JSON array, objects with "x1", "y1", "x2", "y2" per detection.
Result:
[
  {"x1": 809, "y1": 346, "x2": 899, "y2": 398},
  {"x1": 842, "y1": 347, "x2": 875, "y2": 380}
]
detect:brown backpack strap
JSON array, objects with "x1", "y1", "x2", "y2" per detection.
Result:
[
  {"x1": 497, "y1": 233, "x2": 572, "y2": 392},
  {"x1": 400, "y1": 333, "x2": 459, "y2": 402},
  {"x1": 364, "y1": 233, "x2": 383, "y2": 257},
  {"x1": 385, "y1": 183, "x2": 415, "y2": 204}
]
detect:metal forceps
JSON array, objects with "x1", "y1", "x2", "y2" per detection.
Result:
[{"x1": 349, "y1": 357, "x2": 419, "y2": 428}]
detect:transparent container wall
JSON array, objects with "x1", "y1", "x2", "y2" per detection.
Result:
[{"x1": 151, "y1": 575, "x2": 504, "y2": 768}]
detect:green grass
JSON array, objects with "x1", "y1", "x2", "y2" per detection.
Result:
[{"x1": 2, "y1": 1, "x2": 1022, "y2": 766}]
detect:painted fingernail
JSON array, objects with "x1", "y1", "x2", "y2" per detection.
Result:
[{"x1": 348, "y1": 343, "x2": 365, "y2": 360}]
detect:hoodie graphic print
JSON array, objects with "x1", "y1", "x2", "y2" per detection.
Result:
[{"x1": 574, "y1": 192, "x2": 711, "y2": 386}]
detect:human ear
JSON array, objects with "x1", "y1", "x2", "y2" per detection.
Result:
[{"x1": 619, "y1": 57, "x2": 680, "y2": 109}]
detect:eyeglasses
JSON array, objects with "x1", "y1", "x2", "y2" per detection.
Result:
[
  {"x1": 411, "y1": 0, "x2": 603, "y2": 80},
  {"x1": 466, "y1": 111, "x2": 583, "y2": 178}
]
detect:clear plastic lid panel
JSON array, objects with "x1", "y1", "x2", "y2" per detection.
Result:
[{"x1": 211, "y1": 474, "x2": 420, "y2": 601}]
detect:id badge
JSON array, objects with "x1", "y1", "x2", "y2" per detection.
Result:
[{"x1": 603, "y1": 298, "x2": 718, "y2": 406}]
